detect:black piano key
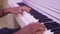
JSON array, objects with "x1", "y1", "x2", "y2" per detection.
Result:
[
  {"x1": 44, "y1": 22, "x2": 60, "y2": 30},
  {"x1": 51, "y1": 27, "x2": 60, "y2": 32},
  {"x1": 39, "y1": 18, "x2": 53, "y2": 22},
  {"x1": 30, "y1": 9, "x2": 48, "y2": 19},
  {"x1": 54, "y1": 31, "x2": 60, "y2": 34}
]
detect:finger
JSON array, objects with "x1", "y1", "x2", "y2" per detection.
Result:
[
  {"x1": 25, "y1": 7, "x2": 31, "y2": 12},
  {"x1": 19, "y1": 6, "x2": 31, "y2": 12}
]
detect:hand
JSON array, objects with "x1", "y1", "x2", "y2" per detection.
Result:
[
  {"x1": 4, "y1": 6, "x2": 31, "y2": 14},
  {"x1": 13, "y1": 23, "x2": 46, "y2": 34},
  {"x1": 18, "y1": 6, "x2": 31, "y2": 12}
]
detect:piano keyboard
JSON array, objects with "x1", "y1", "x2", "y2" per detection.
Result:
[
  {"x1": 30, "y1": 8, "x2": 60, "y2": 34},
  {"x1": 18, "y1": 3, "x2": 60, "y2": 34}
]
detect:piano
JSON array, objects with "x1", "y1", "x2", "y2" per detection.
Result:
[
  {"x1": 2, "y1": 0, "x2": 60, "y2": 34},
  {"x1": 18, "y1": 3, "x2": 60, "y2": 34}
]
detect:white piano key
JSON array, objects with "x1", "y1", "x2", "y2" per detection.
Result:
[
  {"x1": 23, "y1": 11, "x2": 38, "y2": 23},
  {"x1": 43, "y1": 30, "x2": 54, "y2": 34},
  {"x1": 15, "y1": 11, "x2": 38, "y2": 28}
]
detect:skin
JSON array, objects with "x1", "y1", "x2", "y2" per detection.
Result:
[
  {"x1": 0, "y1": 6, "x2": 31, "y2": 18},
  {"x1": 14, "y1": 23, "x2": 46, "y2": 34},
  {"x1": 0, "y1": 6, "x2": 46, "y2": 34},
  {"x1": 35, "y1": 27, "x2": 45, "y2": 34}
]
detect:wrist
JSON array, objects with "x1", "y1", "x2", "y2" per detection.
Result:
[{"x1": 4, "y1": 8, "x2": 11, "y2": 14}]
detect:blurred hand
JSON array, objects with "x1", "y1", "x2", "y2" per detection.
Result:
[
  {"x1": 13, "y1": 23, "x2": 46, "y2": 34},
  {"x1": 4, "y1": 6, "x2": 31, "y2": 14},
  {"x1": 18, "y1": 6, "x2": 31, "y2": 12}
]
